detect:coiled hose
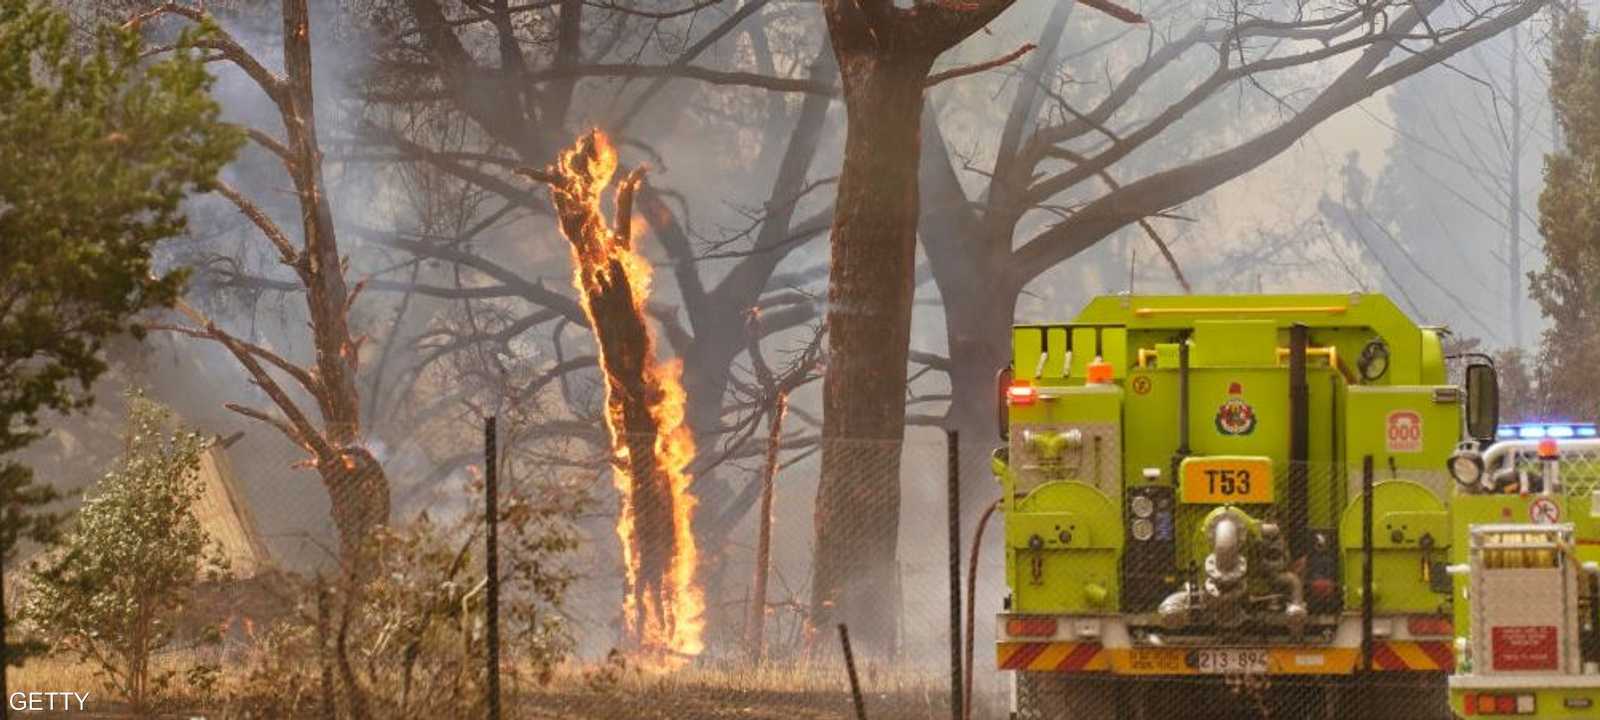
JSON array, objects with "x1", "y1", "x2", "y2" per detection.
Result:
[{"x1": 962, "y1": 498, "x2": 1001, "y2": 720}]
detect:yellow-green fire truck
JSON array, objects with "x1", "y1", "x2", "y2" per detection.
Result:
[{"x1": 992, "y1": 294, "x2": 1501, "y2": 718}]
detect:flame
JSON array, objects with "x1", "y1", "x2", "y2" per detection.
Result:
[{"x1": 549, "y1": 131, "x2": 703, "y2": 665}]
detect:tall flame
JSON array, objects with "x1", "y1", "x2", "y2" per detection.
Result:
[{"x1": 547, "y1": 131, "x2": 703, "y2": 663}]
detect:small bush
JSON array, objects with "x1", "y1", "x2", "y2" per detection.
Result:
[
  {"x1": 23, "y1": 390, "x2": 229, "y2": 712},
  {"x1": 218, "y1": 479, "x2": 581, "y2": 719}
]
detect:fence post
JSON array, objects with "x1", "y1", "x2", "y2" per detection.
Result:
[
  {"x1": 839, "y1": 624, "x2": 868, "y2": 720},
  {"x1": 485, "y1": 416, "x2": 501, "y2": 720},
  {"x1": 946, "y1": 429, "x2": 962, "y2": 720}
]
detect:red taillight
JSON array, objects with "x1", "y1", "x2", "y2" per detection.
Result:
[
  {"x1": 1407, "y1": 615, "x2": 1453, "y2": 637},
  {"x1": 1496, "y1": 695, "x2": 1516, "y2": 715},
  {"x1": 1007, "y1": 382, "x2": 1037, "y2": 405},
  {"x1": 1005, "y1": 617, "x2": 1058, "y2": 637},
  {"x1": 1462, "y1": 693, "x2": 1477, "y2": 716},
  {"x1": 1539, "y1": 438, "x2": 1559, "y2": 458}
]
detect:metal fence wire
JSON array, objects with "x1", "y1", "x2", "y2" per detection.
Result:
[{"x1": 14, "y1": 423, "x2": 1592, "y2": 719}]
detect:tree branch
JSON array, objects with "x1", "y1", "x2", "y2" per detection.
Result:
[
  {"x1": 214, "y1": 181, "x2": 302, "y2": 272},
  {"x1": 1009, "y1": 0, "x2": 1542, "y2": 289},
  {"x1": 926, "y1": 43, "x2": 1037, "y2": 88}
]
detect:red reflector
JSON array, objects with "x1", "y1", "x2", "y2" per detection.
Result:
[
  {"x1": 1497, "y1": 695, "x2": 1517, "y2": 715},
  {"x1": 1007, "y1": 383, "x2": 1037, "y2": 405},
  {"x1": 1005, "y1": 617, "x2": 1058, "y2": 637},
  {"x1": 1407, "y1": 616, "x2": 1454, "y2": 637}
]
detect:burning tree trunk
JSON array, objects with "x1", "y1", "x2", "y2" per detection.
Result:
[{"x1": 526, "y1": 132, "x2": 703, "y2": 661}]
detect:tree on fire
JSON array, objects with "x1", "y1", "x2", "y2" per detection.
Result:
[{"x1": 523, "y1": 133, "x2": 705, "y2": 659}]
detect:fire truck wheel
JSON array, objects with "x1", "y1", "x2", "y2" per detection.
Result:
[{"x1": 1014, "y1": 672, "x2": 1116, "y2": 720}]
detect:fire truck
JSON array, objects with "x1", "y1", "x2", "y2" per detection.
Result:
[
  {"x1": 991, "y1": 294, "x2": 1500, "y2": 718},
  {"x1": 1444, "y1": 434, "x2": 1600, "y2": 718}
]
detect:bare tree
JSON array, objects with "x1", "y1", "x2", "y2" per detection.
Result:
[
  {"x1": 918, "y1": 0, "x2": 1546, "y2": 462},
  {"x1": 135, "y1": 1, "x2": 390, "y2": 564}
]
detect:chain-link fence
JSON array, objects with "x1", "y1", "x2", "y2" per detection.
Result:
[{"x1": 19, "y1": 418, "x2": 1600, "y2": 719}]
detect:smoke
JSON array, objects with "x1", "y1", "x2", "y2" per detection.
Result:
[{"x1": 21, "y1": 1, "x2": 1559, "y2": 682}]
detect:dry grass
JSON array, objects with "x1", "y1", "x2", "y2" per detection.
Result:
[
  {"x1": 10, "y1": 656, "x2": 124, "y2": 701},
  {"x1": 519, "y1": 658, "x2": 970, "y2": 720},
  {"x1": 8, "y1": 654, "x2": 987, "y2": 720},
  {"x1": 6, "y1": 655, "x2": 207, "y2": 717}
]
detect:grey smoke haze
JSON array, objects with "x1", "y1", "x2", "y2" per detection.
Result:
[{"x1": 20, "y1": 0, "x2": 1561, "y2": 671}]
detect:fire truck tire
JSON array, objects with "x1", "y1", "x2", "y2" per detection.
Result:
[{"x1": 1013, "y1": 672, "x2": 1117, "y2": 720}]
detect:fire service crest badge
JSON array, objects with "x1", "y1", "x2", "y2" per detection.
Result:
[{"x1": 1215, "y1": 382, "x2": 1256, "y2": 436}]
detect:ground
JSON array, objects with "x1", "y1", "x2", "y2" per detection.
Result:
[{"x1": 8, "y1": 657, "x2": 972, "y2": 719}]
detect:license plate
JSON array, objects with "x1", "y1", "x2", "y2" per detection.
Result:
[
  {"x1": 1191, "y1": 648, "x2": 1270, "y2": 674},
  {"x1": 1181, "y1": 457, "x2": 1273, "y2": 504}
]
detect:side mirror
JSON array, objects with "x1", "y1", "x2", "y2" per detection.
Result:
[
  {"x1": 996, "y1": 366, "x2": 1014, "y2": 441},
  {"x1": 1465, "y1": 363, "x2": 1499, "y2": 442}
]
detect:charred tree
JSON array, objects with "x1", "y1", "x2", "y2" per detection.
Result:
[{"x1": 526, "y1": 132, "x2": 704, "y2": 660}]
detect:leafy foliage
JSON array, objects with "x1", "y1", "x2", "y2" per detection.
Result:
[
  {"x1": 0, "y1": 0, "x2": 240, "y2": 455},
  {"x1": 0, "y1": 461, "x2": 56, "y2": 669},
  {"x1": 0, "y1": 464, "x2": 56, "y2": 568},
  {"x1": 1530, "y1": 9, "x2": 1600, "y2": 419},
  {"x1": 23, "y1": 391, "x2": 229, "y2": 712},
  {"x1": 0, "y1": 0, "x2": 241, "y2": 646}
]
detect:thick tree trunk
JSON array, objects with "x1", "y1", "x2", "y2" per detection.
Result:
[{"x1": 810, "y1": 48, "x2": 934, "y2": 658}]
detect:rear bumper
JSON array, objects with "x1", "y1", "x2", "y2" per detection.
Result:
[
  {"x1": 996, "y1": 614, "x2": 1453, "y2": 676},
  {"x1": 1449, "y1": 676, "x2": 1600, "y2": 718}
]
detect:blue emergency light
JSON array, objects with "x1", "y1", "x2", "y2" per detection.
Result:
[{"x1": 1497, "y1": 423, "x2": 1599, "y2": 439}]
